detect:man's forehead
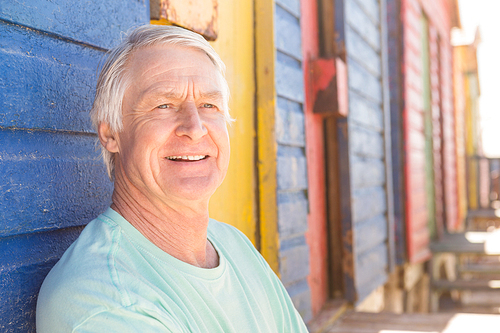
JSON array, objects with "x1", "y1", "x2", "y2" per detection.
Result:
[
  {"x1": 126, "y1": 46, "x2": 218, "y2": 81},
  {"x1": 129, "y1": 44, "x2": 212, "y2": 69}
]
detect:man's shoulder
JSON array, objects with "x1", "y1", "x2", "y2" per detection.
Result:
[
  {"x1": 207, "y1": 219, "x2": 254, "y2": 248},
  {"x1": 207, "y1": 219, "x2": 269, "y2": 269},
  {"x1": 39, "y1": 213, "x2": 120, "y2": 292},
  {"x1": 36, "y1": 212, "x2": 127, "y2": 331}
]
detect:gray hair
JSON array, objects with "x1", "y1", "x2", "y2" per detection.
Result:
[{"x1": 90, "y1": 25, "x2": 231, "y2": 179}]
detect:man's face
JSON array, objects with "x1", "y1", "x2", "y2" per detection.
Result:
[{"x1": 112, "y1": 45, "x2": 230, "y2": 206}]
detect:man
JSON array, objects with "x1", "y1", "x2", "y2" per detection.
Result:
[{"x1": 36, "y1": 25, "x2": 308, "y2": 332}]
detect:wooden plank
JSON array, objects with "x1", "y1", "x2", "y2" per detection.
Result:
[
  {"x1": 351, "y1": 187, "x2": 387, "y2": 223},
  {"x1": 277, "y1": 191, "x2": 309, "y2": 238},
  {"x1": 277, "y1": 0, "x2": 301, "y2": 17},
  {"x1": 0, "y1": 22, "x2": 104, "y2": 132},
  {"x1": 467, "y1": 208, "x2": 499, "y2": 219},
  {"x1": 277, "y1": 146, "x2": 308, "y2": 191},
  {"x1": 317, "y1": 0, "x2": 336, "y2": 57},
  {"x1": 279, "y1": 236, "x2": 310, "y2": 285},
  {"x1": 432, "y1": 279, "x2": 500, "y2": 290},
  {"x1": 276, "y1": 97, "x2": 306, "y2": 146},
  {"x1": 355, "y1": 243, "x2": 388, "y2": 288},
  {"x1": 429, "y1": 25, "x2": 445, "y2": 239},
  {"x1": 328, "y1": 311, "x2": 500, "y2": 333},
  {"x1": 354, "y1": 215, "x2": 388, "y2": 254},
  {"x1": 0, "y1": 129, "x2": 112, "y2": 237},
  {"x1": 334, "y1": 0, "x2": 347, "y2": 60},
  {"x1": 301, "y1": 0, "x2": 329, "y2": 316},
  {"x1": 349, "y1": 124, "x2": 384, "y2": 158},
  {"x1": 408, "y1": 128, "x2": 426, "y2": 150},
  {"x1": 255, "y1": 0, "x2": 279, "y2": 274},
  {"x1": 275, "y1": 4, "x2": 302, "y2": 60},
  {"x1": 0, "y1": 0, "x2": 148, "y2": 49},
  {"x1": 430, "y1": 232, "x2": 500, "y2": 254},
  {"x1": 379, "y1": 0, "x2": 396, "y2": 272},
  {"x1": 350, "y1": 156, "x2": 385, "y2": 188},
  {"x1": 347, "y1": 58, "x2": 383, "y2": 103},
  {"x1": 406, "y1": 9, "x2": 434, "y2": 263},
  {"x1": 348, "y1": 90, "x2": 384, "y2": 131},
  {"x1": 352, "y1": 0, "x2": 380, "y2": 24},
  {"x1": 345, "y1": 25, "x2": 381, "y2": 77},
  {"x1": 460, "y1": 263, "x2": 500, "y2": 274},
  {"x1": 324, "y1": 117, "x2": 345, "y2": 299},
  {"x1": 345, "y1": 0, "x2": 380, "y2": 50},
  {"x1": 274, "y1": 0, "x2": 309, "y2": 317},
  {"x1": 276, "y1": 51, "x2": 305, "y2": 103},
  {"x1": 337, "y1": 117, "x2": 357, "y2": 302}
]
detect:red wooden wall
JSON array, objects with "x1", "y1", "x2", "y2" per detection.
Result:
[
  {"x1": 402, "y1": 0, "x2": 458, "y2": 262},
  {"x1": 301, "y1": 0, "x2": 329, "y2": 317}
]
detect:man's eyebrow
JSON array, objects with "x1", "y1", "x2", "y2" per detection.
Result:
[
  {"x1": 197, "y1": 90, "x2": 224, "y2": 100},
  {"x1": 140, "y1": 89, "x2": 224, "y2": 101},
  {"x1": 141, "y1": 88, "x2": 180, "y2": 100}
]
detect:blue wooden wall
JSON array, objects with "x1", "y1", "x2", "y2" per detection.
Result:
[
  {"x1": 0, "y1": 1, "x2": 149, "y2": 331},
  {"x1": 274, "y1": 0, "x2": 312, "y2": 322},
  {"x1": 344, "y1": 0, "x2": 390, "y2": 302}
]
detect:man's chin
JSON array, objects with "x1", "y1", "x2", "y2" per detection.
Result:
[{"x1": 160, "y1": 179, "x2": 219, "y2": 203}]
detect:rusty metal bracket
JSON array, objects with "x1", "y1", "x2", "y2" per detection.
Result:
[{"x1": 309, "y1": 57, "x2": 348, "y2": 117}]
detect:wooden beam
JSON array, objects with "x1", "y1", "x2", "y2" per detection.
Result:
[
  {"x1": 255, "y1": 0, "x2": 279, "y2": 274},
  {"x1": 380, "y1": 0, "x2": 397, "y2": 273}
]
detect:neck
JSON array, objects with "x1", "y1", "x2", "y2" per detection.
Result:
[{"x1": 111, "y1": 174, "x2": 219, "y2": 269}]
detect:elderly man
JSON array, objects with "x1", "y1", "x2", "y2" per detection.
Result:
[{"x1": 36, "y1": 25, "x2": 308, "y2": 332}]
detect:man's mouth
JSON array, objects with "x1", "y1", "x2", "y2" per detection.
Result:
[{"x1": 166, "y1": 155, "x2": 208, "y2": 161}]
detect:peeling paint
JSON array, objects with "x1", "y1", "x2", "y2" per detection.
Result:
[{"x1": 154, "y1": 0, "x2": 218, "y2": 40}]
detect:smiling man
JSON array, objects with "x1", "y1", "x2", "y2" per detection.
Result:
[{"x1": 36, "y1": 25, "x2": 308, "y2": 332}]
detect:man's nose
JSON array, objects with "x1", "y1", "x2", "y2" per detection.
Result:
[{"x1": 175, "y1": 103, "x2": 208, "y2": 140}]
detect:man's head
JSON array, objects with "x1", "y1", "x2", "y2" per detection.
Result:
[{"x1": 91, "y1": 25, "x2": 231, "y2": 179}]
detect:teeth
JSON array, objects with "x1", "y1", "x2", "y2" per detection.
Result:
[{"x1": 167, "y1": 155, "x2": 206, "y2": 161}]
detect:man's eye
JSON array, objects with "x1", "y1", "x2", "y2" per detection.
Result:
[
  {"x1": 202, "y1": 103, "x2": 215, "y2": 108},
  {"x1": 157, "y1": 104, "x2": 171, "y2": 109}
]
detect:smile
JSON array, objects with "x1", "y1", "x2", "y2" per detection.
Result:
[{"x1": 166, "y1": 155, "x2": 207, "y2": 161}]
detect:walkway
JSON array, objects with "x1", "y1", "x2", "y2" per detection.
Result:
[{"x1": 321, "y1": 311, "x2": 500, "y2": 333}]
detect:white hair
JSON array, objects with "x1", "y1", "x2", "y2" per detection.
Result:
[{"x1": 90, "y1": 25, "x2": 231, "y2": 179}]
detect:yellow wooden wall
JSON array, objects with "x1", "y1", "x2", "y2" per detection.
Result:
[
  {"x1": 453, "y1": 45, "x2": 468, "y2": 228},
  {"x1": 210, "y1": 0, "x2": 279, "y2": 272},
  {"x1": 465, "y1": 73, "x2": 479, "y2": 210},
  {"x1": 454, "y1": 43, "x2": 481, "y2": 212},
  {"x1": 208, "y1": 0, "x2": 257, "y2": 242}
]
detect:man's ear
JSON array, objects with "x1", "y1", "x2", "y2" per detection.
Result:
[{"x1": 98, "y1": 123, "x2": 119, "y2": 153}]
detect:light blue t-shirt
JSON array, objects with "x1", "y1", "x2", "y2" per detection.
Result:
[{"x1": 36, "y1": 208, "x2": 308, "y2": 332}]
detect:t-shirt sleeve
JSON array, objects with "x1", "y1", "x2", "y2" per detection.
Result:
[{"x1": 70, "y1": 307, "x2": 183, "y2": 333}]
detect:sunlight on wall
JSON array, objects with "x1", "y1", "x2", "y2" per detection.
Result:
[{"x1": 458, "y1": 0, "x2": 500, "y2": 157}]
